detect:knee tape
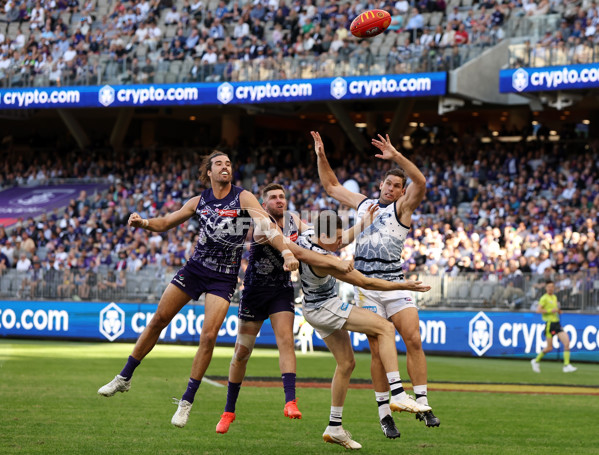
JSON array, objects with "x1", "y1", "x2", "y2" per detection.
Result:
[{"x1": 233, "y1": 333, "x2": 257, "y2": 362}]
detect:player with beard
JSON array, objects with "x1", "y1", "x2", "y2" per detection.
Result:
[{"x1": 98, "y1": 151, "x2": 301, "y2": 429}]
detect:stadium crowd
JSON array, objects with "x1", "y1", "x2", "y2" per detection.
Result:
[
  {"x1": 0, "y1": 0, "x2": 578, "y2": 87},
  {"x1": 0, "y1": 126, "x2": 598, "y2": 308}
]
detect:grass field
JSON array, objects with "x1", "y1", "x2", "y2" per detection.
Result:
[{"x1": 1, "y1": 340, "x2": 598, "y2": 455}]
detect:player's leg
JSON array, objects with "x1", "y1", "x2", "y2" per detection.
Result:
[
  {"x1": 557, "y1": 330, "x2": 577, "y2": 372},
  {"x1": 391, "y1": 307, "x2": 438, "y2": 426},
  {"x1": 321, "y1": 329, "x2": 362, "y2": 450},
  {"x1": 367, "y1": 335, "x2": 399, "y2": 439},
  {"x1": 269, "y1": 291, "x2": 302, "y2": 419},
  {"x1": 216, "y1": 319, "x2": 263, "y2": 434},
  {"x1": 344, "y1": 306, "x2": 430, "y2": 415},
  {"x1": 98, "y1": 283, "x2": 190, "y2": 397}
]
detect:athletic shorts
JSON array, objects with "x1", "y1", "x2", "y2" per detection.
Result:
[
  {"x1": 238, "y1": 285, "x2": 295, "y2": 321},
  {"x1": 546, "y1": 321, "x2": 564, "y2": 338},
  {"x1": 303, "y1": 297, "x2": 353, "y2": 339},
  {"x1": 171, "y1": 260, "x2": 237, "y2": 303},
  {"x1": 354, "y1": 287, "x2": 417, "y2": 320}
]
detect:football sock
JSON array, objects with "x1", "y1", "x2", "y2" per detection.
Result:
[
  {"x1": 375, "y1": 391, "x2": 391, "y2": 420},
  {"x1": 329, "y1": 406, "x2": 343, "y2": 427},
  {"x1": 181, "y1": 378, "x2": 201, "y2": 404},
  {"x1": 119, "y1": 355, "x2": 140, "y2": 380},
  {"x1": 564, "y1": 351, "x2": 571, "y2": 365},
  {"x1": 387, "y1": 372, "x2": 405, "y2": 397},
  {"x1": 224, "y1": 381, "x2": 241, "y2": 413},
  {"x1": 535, "y1": 352, "x2": 545, "y2": 362},
  {"x1": 282, "y1": 373, "x2": 296, "y2": 403},
  {"x1": 413, "y1": 385, "x2": 429, "y2": 406}
]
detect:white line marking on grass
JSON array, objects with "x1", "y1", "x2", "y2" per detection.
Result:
[{"x1": 203, "y1": 377, "x2": 225, "y2": 387}]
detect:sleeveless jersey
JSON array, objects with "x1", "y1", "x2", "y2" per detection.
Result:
[
  {"x1": 244, "y1": 213, "x2": 299, "y2": 288},
  {"x1": 296, "y1": 230, "x2": 338, "y2": 310},
  {"x1": 190, "y1": 185, "x2": 250, "y2": 275},
  {"x1": 354, "y1": 198, "x2": 408, "y2": 282}
]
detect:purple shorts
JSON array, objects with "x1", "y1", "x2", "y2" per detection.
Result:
[
  {"x1": 171, "y1": 260, "x2": 238, "y2": 303},
  {"x1": 238, "y1": 286, "x2": 295, "y2": 321}
]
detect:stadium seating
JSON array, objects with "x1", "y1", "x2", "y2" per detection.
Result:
[{"x1": 2, "y1": 0, "x2": 591, "y2": 87}]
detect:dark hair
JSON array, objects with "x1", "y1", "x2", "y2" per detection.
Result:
[
  {"x1": 383, "y1": 168, "x2": 407, "y2": 188},
  {"x1": 262, "y1": 183, "x2": 285, "y2": 199},
  {"x1": 546, "y1": 280, "x2": 554, "y2": 285},
  {"x1": 200, "y1": 150, "x2": 228, "y2": 186},
  {"x1": 315, "y1": 210, "x2": 343, "y2": 239}
]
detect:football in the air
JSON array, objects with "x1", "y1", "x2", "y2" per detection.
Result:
[{"x1": 350, "y1": 9, "x2": 391, "y2": 38}]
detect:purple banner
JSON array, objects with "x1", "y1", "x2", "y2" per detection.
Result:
[{"x1": 0, "y1": 184, "x2": 108, "y2": 225}]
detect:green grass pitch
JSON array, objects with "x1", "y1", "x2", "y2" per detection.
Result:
[{"x1": 1, "y1": 340, "x2": 598, "y2": 455}]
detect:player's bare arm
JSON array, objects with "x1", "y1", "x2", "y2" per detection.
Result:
[
  {"x1": 340, "y1": 203, "x2": 379, "y2": 247},
  {"x1": 312, "y1": 130, "x2": 367, "y2": 209},
  {"x1": 372, "y1": 133, "x2": 426, "y2": 222},
  {"x1": 128, "y1": 196, "x2": 200, "y2": 232},
  {"x1": 310, "y1": 265, "x2": 430, "y2": 292},
  {"x1": 291, "y1": 212, "x2": 312, "y2": 235},
  {"x1": 286, "y1": 241, "x2": 354, "y2": 273},
  {"x1": 240, "y1": 190, "x2": 299, "y2": 272}
]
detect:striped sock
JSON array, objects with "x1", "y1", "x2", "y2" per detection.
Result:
[
  {"x1": 413, "y1": 384, "x2": 428, "y2": 406},
  {"x1": 375, "y1": 391, "x2": 391, "y2": 420},
  {"x1": 329, "y1": 406, "x2": 343, "y2": 427},
  {"x1": 386, "y1": 372, "x2": 405, "y2": 398}
]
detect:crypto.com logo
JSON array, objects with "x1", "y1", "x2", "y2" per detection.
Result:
[
  {"x1": 512, "y1": 68, "x2": 529, "y2": 92},
  {"x1": 98, "y1": 85, "x2": 115, "y2": 107},
  {"x1": 468, "y1": 311, "x2": 493, "y2": 356},
  {"x1": 330, "y1": 77, "x2": 347, "y2": 99},
  {"x1": 99, "y1": 302, "x2": 125, "y2": 341},
  {"x1": 217, "y1": 82, "x2": 234, "y2": 104}
]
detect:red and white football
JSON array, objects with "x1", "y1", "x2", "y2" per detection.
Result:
[{"x1": 350, "y1": 9, "x2": 391, "y2": 38}]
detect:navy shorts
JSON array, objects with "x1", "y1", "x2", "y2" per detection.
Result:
[
  {"x1": 171, "y1": 260, "x2": 238, "y2": 303},
  {"x1": 238, "y1": 286, "x2": 295, "y2": 321}
]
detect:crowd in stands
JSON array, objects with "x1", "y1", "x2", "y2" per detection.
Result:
[
  {"x1": 0, "y1": 124, "x2": 598, "y2": 309},
  {"x1": 0, "y1": 0, "x2": 572, "y2": 87},
  {"x1": 509, "y1": 0, "x2": 599, "y2": 67}
]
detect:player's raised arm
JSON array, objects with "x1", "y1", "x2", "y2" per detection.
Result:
[
  {"x1": 240, "y1": 190, "x2": 299, "y2": 272},
  {"x1": 312, "y1": 130, "x2": 367, "y2": 210},
  {"x1": 340, "y1": 203, "x2": 379, "y2": 247},
  {"x1": 128, "y1": 196, "x2": 200, "y2": 232},
  {"x1": 372, "y1": 133, "x2": 426, "y2": 212},
  {"x1": 311, "y1": 265, "x2": 431, "y2": 293}
]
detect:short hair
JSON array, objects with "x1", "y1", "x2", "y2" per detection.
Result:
[
  {"x1": 315, "y1": 210, "x2": 343, "y2": 239},
  {"x1": 545, "y1": 280, "x2": 554, "y2": 285},
  {"x1": 261, "y1": 183, "x2": 285, "y2": 199},
  {"x1": 200, "y1": 150, "x2": 228, "y2": 186},
  {"x1": 383, "y1": 168, "x2": 407, "y2": 188}
]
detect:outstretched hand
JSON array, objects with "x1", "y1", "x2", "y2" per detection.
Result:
[
  {"x1": 311, "y1": 131, "x2": 325, "y2": 157},
  {"x1": 402, "y1": 280, "x2": 431, "y2": 293},
  {"x1": 372, "y1": 134, "x2": 400, "y2": 161},
  {"x1": 361, "y1": 203, "x2": 380, "y2": 228},
  {"x1": 128, "y1": 212, "x2": 144, "y2": 229}
]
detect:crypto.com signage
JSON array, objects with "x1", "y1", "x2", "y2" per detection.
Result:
[
  {"x1": 1, "y1": 301, "x2": 597, "y2": 362},
  {"x1": 0, "y1": 73, "x2": 446, "y2": 110},
  {"x1": 500, "y1": 63, "x2": 599, "y2": 93}
]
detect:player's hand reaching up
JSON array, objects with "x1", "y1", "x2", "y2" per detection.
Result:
[
  {"x1": 311, "y1": 131, "x2": 326, "y2": 157},
  {"x1": 283, "y1": 253, "x2": 300, "y2": 272},
  {"x1": 403, "y1": 281, "x2": 432, "y2": 293},
  {"x1": 128, "y1": 212, "x2": 144, "y2": 229},
  {"x1": 361, "y1": 203, "x2": 380, "y2": 228},
  {"x1": 372, "y1": 134, "x2": 401, "y2": 161}
]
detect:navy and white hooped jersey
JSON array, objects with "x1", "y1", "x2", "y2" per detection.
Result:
[
  {"x1": 190, "y1": 185, "x2": 250, "y2": 275},
  {"x1": 296, "y1": 230, "x2": 338, "y2": 310},
  {"x1": 354, "y1": 198, "x2": 408, "y2": 282},
  {"x1": 244, "y1": 212, "x2": 299, "y2": 288}
]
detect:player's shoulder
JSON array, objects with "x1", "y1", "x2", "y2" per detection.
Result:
[
  {"x1": 297, "y1": 230, "x2": 328, "y2": 254},
  {"x1": 356, "y1": 197, "x2": 377, "y2": 214}
]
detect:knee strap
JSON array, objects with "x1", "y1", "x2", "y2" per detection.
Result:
[{"x1": 234, "y1": 332, "x2": 257, "y2": 361}]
